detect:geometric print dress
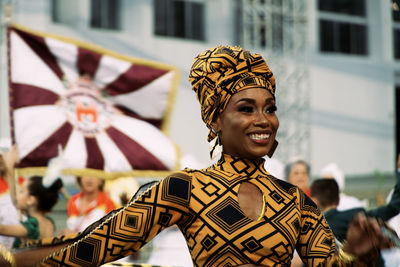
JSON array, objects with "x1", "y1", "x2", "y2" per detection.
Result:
[{"x1": 38, "y1": 154, "x2": 367, "y2": 266}]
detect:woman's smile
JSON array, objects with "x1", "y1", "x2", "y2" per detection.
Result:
[
  {"x1": 248, "y1": 132, "x2": 271, "y2": 144},
  {"x1": 212, "y1": 87, "x2": 279, "y2": 159}
]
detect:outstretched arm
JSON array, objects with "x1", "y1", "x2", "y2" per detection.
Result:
[
  {"x1": 297, "y1": 190, "x2": 390, "y2": 266},
  {"x1": 1, "y1": 172, "x2": 192, "y2": 267},
  {"x1": 366, "y1": 153, "x2": 400, "y2": 220},
  {"x1": 0, "y1": 223, "x2": 27, "y2": 238},
  {"x1": 2, "y1": 144, "x2": 19, "y2": 206},
  {"x1": 0, "y1": 241, "x2": 72, "y2": 267}
]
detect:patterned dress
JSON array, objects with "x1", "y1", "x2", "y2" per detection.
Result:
[{"x1": 39, "y1": 154, "x2": 368, "y2": 266}]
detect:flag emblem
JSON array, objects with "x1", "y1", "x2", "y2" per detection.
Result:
[{"x1": 8, "y1": 24, "x2": 181, "y2": 178}]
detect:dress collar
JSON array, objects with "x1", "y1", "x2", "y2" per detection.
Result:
[{"x1": 213, "y1": 153, "x2": 269, "y2": 178}]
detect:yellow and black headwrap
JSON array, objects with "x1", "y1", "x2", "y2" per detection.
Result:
[{"x1": 189, "y1": 45, "x2": 276, "y2": 141}]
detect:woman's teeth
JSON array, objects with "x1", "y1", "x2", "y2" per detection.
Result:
[{"x1": 249, "y1": 133, "x2": 270, "y2": 140}]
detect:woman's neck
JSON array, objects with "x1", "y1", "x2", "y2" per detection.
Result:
[
  {"x1": 82, "y1": 190, "x2": 99, "y2": 202},
  {"x1": 27, "y1": 207, "x2": 46, "y2": 219}
]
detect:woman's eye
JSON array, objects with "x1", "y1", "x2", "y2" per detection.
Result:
[
  {"x1": 265, "y1": 105, "x2": 277, "y2": 114},
  {"x1": 238, "y1": 106, "x2": 253, "y2": 113}
]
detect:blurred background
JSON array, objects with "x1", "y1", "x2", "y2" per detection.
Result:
[{"x1": 0, "y1": 0, "x2": 398, "y2": 265}]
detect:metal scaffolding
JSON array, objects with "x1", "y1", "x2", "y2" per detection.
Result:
[{"x1": 239, "y1": 0, "x2": 311, "y2": 163}]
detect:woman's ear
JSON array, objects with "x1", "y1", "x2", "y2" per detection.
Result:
[
  {"x1": 210, "y1": 117, "x2": 221, "y2": 134},
  {"x1": 27, "y1": 195, "x2": 37, "y2": 207}
]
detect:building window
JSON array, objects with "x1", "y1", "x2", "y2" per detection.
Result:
[
  {"x1": 318, "y1": 0, "x2": 366, "y2": 16},
  {"x1": 395, "y1": 29, "x2": 400, "y2": 59},
  {"x1": 154, "y1": 0, "x2": 205, "y2": 41},
  {"x1": 318, "y1": 0, "x2": 368, "y2": 55},
  {"x1": 393, "y1": 0, "x2": 400, "y2": 22},
  {"x1": 90, "y1": 0, "x2": 120, "y2": 30},
  {"x1": 320, "y1": 20, "x2": 367, "y2": 54},
  {"x1": 397, "y1": 84, "x2": 400, "y2": 157},
  {"x1": 51, "y1": 0, "x2": 60, "y2": 23},
  {"x1": 393, "y1": 0, "x2": 400, "y2": 59}
]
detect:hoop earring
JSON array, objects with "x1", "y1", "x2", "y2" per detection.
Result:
[
  {"x1": 267, "y1": 140, "x2": 278, "y2": 158},
  {"x1": 209, "y1": 132, "x2": 222, "y2": 160}
]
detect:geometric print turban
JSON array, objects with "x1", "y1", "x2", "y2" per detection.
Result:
[{"x1": 189, "y1": 45, "x2": 276, "y2": 141}]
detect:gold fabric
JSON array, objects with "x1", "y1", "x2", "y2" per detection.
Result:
[
  {"x1": 189, "y1": 46, "x2": 276, "y2": 141},
  {"x1": 37, "y1": 154, "x2": 370, "y2": 266}
]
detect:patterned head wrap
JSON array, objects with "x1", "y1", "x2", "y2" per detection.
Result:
[{"x1": 189, "y1": 46, "x2": 276, "y2": 141}]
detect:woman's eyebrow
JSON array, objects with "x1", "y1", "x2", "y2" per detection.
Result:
[
  {"x1": 235, "y1": 97, "x2": 275, "y2": 104},
  {"x1": 236, "y1": 98, "x2": 255, "y2": 104},
  {"x1": 265, "y1": 97, "x2": 275, "y2": 104}
]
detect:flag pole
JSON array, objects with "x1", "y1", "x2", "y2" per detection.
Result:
[{"x1": 1, "y1": 0, "x2": 17, "y2": 209}]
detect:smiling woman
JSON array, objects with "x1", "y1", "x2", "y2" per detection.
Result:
[
  {"x1": 211, "y1": 88, "x2": 279, "y2": 160},
  {"x1": 0, "y1": 46, "x2": 392, "y2": 267}
]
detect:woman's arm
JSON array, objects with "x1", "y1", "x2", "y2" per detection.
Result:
[
  {"x1": 0, "y1": 242, "x2": 73, "y2": 267},
  {"x1": 366, "y1": 153, "x2": 400, "y2": 220},
  {"x1": 2, "y1": 172, "x2": 192, "y2": 267},
  {"x1": 2, "y1": 145, "x2": 19, "y2": 206},
  {"x1": 297, "y1": 190, "x2": 390, "y2": 266},
  {"x1": 0, "y1": 223, "x2": 28, "y2": 238}
]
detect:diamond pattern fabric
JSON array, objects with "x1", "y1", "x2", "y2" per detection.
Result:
[{"x1": 38, "y1": 154, "x2": 369, "y2": 266}]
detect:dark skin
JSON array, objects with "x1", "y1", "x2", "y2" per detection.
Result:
[
  {"x1": 213, "y1": 88, "x2": 391, "y2": 266},
  {"x1": 211, "y1": 88, "x2": 279, "y2": 222},
  {"x1": 0, "y1": 88, "x2": 392, "y2": 266}
]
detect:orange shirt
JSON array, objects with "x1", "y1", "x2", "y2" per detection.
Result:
[
  {"x1": 0, "y1": 178, "x2": 8, "y2": 196},
  {"x1": 67, "y1": 191, "x2": 116, "y2": 232}
]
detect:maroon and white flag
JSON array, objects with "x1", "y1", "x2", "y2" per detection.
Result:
[{"x1": 7, "y1": 24, "x2": 181, "y2": 178}]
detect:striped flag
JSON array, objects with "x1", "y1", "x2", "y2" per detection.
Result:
[{"x1": 7, "y1": 24, "x2": 181, "y2": 179}]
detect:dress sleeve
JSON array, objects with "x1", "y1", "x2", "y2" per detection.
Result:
[
  {"x1": 39, "y1": 172, "x2": 192, "y2": 267},
  {"x1": 295, "y1": 189, "x2": 373, "y2": 267},
  {"x1": 21, "y1": 216, "x2": 40, "y2": 240}
]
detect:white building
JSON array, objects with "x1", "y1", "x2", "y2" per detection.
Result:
[{"x1": 0, "y1": 0, "x2": 397, "y2": 196}]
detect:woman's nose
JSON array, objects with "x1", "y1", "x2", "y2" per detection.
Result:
[{"x1": 254, "y1": 112, "x2": 269, "y2": 127}]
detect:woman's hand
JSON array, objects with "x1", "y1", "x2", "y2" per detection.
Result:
[
  {"x1": 1, "y1": 144, "x2": 19, "y2": 206},
  {"x1": 1, "y1": 144, "x2": 19, "y2": 173},
  {"x1": 344, "y1": 212, "x2": 391, "y2": 257}
]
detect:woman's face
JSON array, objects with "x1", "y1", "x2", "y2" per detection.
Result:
[
  {"x1": 16, "y1": 179, "x2": 31, "y2": 210},
  {"x1": 288, "y1": 163, "x2": 309, "y2": 191},
  {"x1": 213, "y1": 88, "x2": 279, "y2": 160},
  {"x1": 79, "y1": 176, "x2": 103, "y2": 194}
]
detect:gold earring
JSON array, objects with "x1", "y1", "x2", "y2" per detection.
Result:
[
  {"x1": 209, "y1": 131, "x2": 222, "y2": 160},
  {"x1": 267, "y1": 140, "x2": 278, "y2": 158}
]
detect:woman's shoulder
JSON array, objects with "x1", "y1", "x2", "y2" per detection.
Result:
[
  {"x1": 163, "y1": 168, "x2": 207, "y2": 182},
  {"x1": 20, "y1": 216, "x2": 40, "y2": 239},
  {"x1": 263, "y1": 173, "x2": 298, "y2": 193},
  {"x1": 23, "y1": 215, "x2": 39, "y2": 225}
]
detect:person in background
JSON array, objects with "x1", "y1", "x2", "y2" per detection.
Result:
[
  {"x1": 66, "y1": 176, "x2": 116, "y2": 233},
  {"x1": 386, "y1": 154, "x2": 400, "y2": 237},
  {"x1": 381, "y1": 154, "x2": 400, "y2": 267},
  {"x1": 104, "y1": 177, "x2": 140, "y2": 208},
  {"x1": 0, "y1": 176, "x2": 63, "y2": 248},
  {"x1": 310, "y1": 175, "x2": 400, "y2": 267},
  {"x1": 320, "y1": 162, "x2": 365, "y2": 210},
  {"x1": 0, "y1": 144, "x2": 19, "y2": 249},
  {"x1": 284, "y1": 158, "x2": 311, "y2": 196},
  {"x1": 284, "y1": 160, "x2": 311, "y2": 267},
  {"x1": 0, "y1": 45, "x2": 393, "y2": 267}
]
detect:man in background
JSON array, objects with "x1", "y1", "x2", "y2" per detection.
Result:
[{"x1": 310, "y1": 164, "x2": 400, "y2": 267}]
